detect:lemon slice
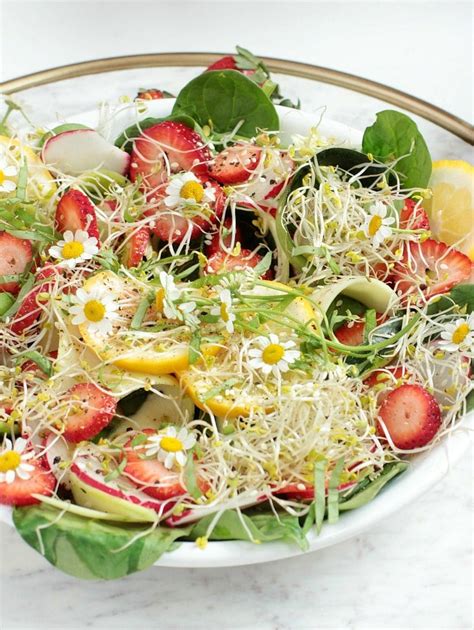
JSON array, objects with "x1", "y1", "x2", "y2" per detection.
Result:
[
  {"x1": 78, "y1": 271, "x2": 191, "y2": 376},
  {"x1": 0, "y1": 134, "x2": 57, "y2": 201},
  {"x1": 425, "y1": 160, "x2": 474, "y2": 260}
]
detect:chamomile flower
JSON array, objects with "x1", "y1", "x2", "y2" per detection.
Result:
[
  {"x1": 438, "y1": 314, "x2": 474, "y2": 352},
  {"x1": 49, "y1": 230, "x2": 99, "y2": 269},
  {"x1": 145, "y1": 426, "x2": 196, "y2": 469},
  {"x1": 248, "y1": 333, "x2": 301, "y2": 377},
  {"x1": 0, "y1": 437, "x2": 35, "y2": 484},
  {"x1": 210, "y1": 288, "x2": 236, "y2": 333},
  {"x1": 158, "y1": 271, "x2": 183, "y2": 319},
  {"x1": 0, "y1": 155, "x2": 18, "y2": 193},
  {"x1": 363, "y1": 201, "x2": 395, "y2": 247},
  {"x1": 177, "y1": 301, "x2": 199, "y2": 328},
  {"x1": 70, "y1": 287, "x2": 119, "y2": 334},
  {"x1": 164, "y1": 172, "x2": 215, "y2": 209}
]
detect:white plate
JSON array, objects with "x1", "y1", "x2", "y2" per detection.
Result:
[{"x1": 1, "y1": 100, "x2": 472, "y2": 567}]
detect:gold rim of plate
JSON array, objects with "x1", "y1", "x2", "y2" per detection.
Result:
[{"x1": 0, "y1": 52, "x2": 472, "y2": 144}]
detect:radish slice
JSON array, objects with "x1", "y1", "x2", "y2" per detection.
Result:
[
  {"x1": 43, "y1": 433, "x2": 73, "y2": 490},
  {"x1": 42, "y1": 129, "x2": 130, "y2": 176}
]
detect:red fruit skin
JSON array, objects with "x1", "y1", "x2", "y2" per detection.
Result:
[
  {"x1": 205, "y1": 248, "x2": 274, "y2": 280},
  {"x1": 206, "y1": 56, "x2": 238, "y2": 71},
  {"x1": 334, "y1": 320, "x2": 366, "y2": 346},
  {"x1": 393, "y1": 239, "x2": 472, "y2": 300},
  {"x1": 55, "y1": 189, "x2": 100, "y2": 239},
  {"x1": 62, "y1": 383, "x2": 117, "y2": 443},
  {"x1": 123, "y1": 429, "x2": 186, "y2": 500},
  {"x1": 0, "y1": 231, "x2": 33, "y2": 294},
  {"x1": 0, "y1": 460, "x2": 55, "y2": 506},
  {"x1": 377, "y1": 384, "x2": 442, "y2": 450},
  {"x1": 10, "y1": 266, "x2": 57, "y2": 335},
  {"x1": 136, "y1": 89, "x2": 173, "y2": 100},
  {"x1": 273, "y1": 481, "x2": 356, "y2": 501},
  {"x1": 121, "y1": 227, "x2": 150, "y2": 268},
  {"x1": 205, "y1": 217, "x2": 244, "y2": 257},
  {"x1": 149, "y1": 179, "x2": 225, "y2": 243},
  {"x1": 400, "y1": 199, "x2": 430, "y2": 231},
  {"x1": 209, "y1": 145, "x2": 262, "y2": 184},
  {"x1": 129, "y1": 121, "x2": 211, "y2": 192}
]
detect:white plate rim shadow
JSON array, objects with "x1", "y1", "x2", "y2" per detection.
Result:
[{"x1": 0, "y1": 99, "x2": 472, "y2": 568}]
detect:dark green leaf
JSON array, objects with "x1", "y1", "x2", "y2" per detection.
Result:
[
  {"x1": 316, "y1": 147, "x2": 386, "y2": 188},
  {"x1": 118, "y1": 388, "x2": 148, "y2": 416},
  {"x1": 13, "y1": 504, "x2": 190, "y2": 580},
  {"x1": 0, "y1": 292, "x2": 15, "y2": 315},
  {"x1": 466, "y1": 390, "x2": 474, "y2": 413},
  {"x1": 172, "y1": 70, "x2": 279, "y2": 137},
  {"x1": 362, "y1": 110, "x2": 432, "y2": 189},
  {"x1": 450, "y1": 284, "x2": 474, "y2": 313},
  {"x1": 339, "y1": 462, "x2": 408, "y2": 511}
]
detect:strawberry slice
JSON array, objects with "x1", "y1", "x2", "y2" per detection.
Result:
[
  {"x1": 123, "y1": 429, "x2": 187, "y2": 500},
  {"x1": 149, "y1": 179, "x2": 225, "y2": 242},
  {"x1": 205, "y1": 248, "x2": 274, "y2": 279},
  {"x1": 55, "y1": 189, "x2": 99, "y2": 239},
  {"x1": 62, "y1": 383, "x2": 117, "y2": 443},
  {"x1": 10, "y1": 266, "x2": 57, "y2": 335},
  {"x1": 206, "y1": 56, "x2": 239, "y2": 71},
  {"x1": 364, "y1": 367, "x2": 407, "y2": 404},
  {"x1": 0, "y1": 232, "x2": 33, "y2": 294},
  {"x1": 377, "y1": 383, "x2": 442, "y2": 450},
  {"x1": 0, "y1": 460, "x2": 55, "y2": 506},
  {"x1": 129, "y1": 121, "x2": 211, "y2": 191},
  {"x1": 400, "y1": 199, "x2": 430, "y2": 230},
  {"x1": 334, "y1": 319, "x2": 366, "y2": 346},
  {"x1": 121, "y1": 227, "x2": 150, "y2": 268},
  {"x1": 393, "y1": 239, "x2": 472, "y2": 300},
  {"x1": 209, "y1": 145, "x2": 262, "y2": 184},
  {"x1": 205, "y1": 217, "x2": 244, "y2": 256}
]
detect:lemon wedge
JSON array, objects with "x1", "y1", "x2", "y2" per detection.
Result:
[
  {"x1": 425, "y1": 160, "x2": 474, "y2": 260},
  {"x1": 78, "y1": 271, "x2": 191, "y2": 375},
  {"x1": 0, "y1": 134, "x2": 57, "y2": 201}
]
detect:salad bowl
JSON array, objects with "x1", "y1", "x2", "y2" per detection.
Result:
[{"x1": 0, "y1": 58, "x2": 472, "y2": 575}]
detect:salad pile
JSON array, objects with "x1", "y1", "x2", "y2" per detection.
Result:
[{"x1": 0, "y1": 47, "x2": 472, "y2": 580}]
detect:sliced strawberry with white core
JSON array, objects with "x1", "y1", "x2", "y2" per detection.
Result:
[
  {"x1": 377, "y1": 383, "x2": 442, "y2": 450},
  {"x1": 42, "y1": 128, "x2": 129, "y2": 176},
  {"x1": 129, "y1": 121, "x2": 211, "y2": 192},
  {"x1": 239, "y1": 150, "x2": 294, "y2": 205},
  {"x1": 121, "y1": 227, "x2": 150, "y2": 268},
  {"x1": 205, "y1": 216, "x2": 244, "y2": 256},
  {"x1": 0, "y1": 460, "x2": 55, "y2": 506},
  {"x1": 123, "y1": 429, "x2": 186, "y2": 500},
  {"x1": 148, "y1": 179, "x2": 225, "y2": 242},
  {"x1": 209, "y1": 145, "x2": 262, "y2": 184},
  {"x1": 55, "y1": 189, "x2": 99, "y2": 239},
  {"x1": 0, "y1": 231, "x2": 33, "y2": 294},
  {"x1": 393, "y1": 239, "x2": 472, "y2": 300},
  {"x1": 400, "y1": 199, "x2": 430, "y2": 230},
  {"x1": 205, "y1": 248, "x2": 274, "y2": 279},
  {"x1": 62, "y1": 383, "x2": 117, "y2": 443},
  {"x1": 10, "y1": 266, "x2": 57, "y2": 335}
]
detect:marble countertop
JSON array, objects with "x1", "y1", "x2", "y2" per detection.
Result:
[{"x1": 0, "y1": 2, "x2": 472, "y2": 629}]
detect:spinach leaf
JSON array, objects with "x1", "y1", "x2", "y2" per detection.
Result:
[
  {"x1": 13, "y1": 504, "x2": 190, "y2": 580},
  {"x1": 466, "y1": 390, "x2": 474, "y2": 413},
  {"x1": 118, "y1": 388, "x2": 148, "y2": 416},
  {"x1": 450, "y1": 284, "x2": 474, "y2": 313},
  {"x1": 339, "y1": 462, "x2": 408, "y2": 511},
  {"x1": 172, "y1": 70, "x2": 279, "y2": 137},
  {"x1": 115, "y1": 114, "x2": 198, "y2": 152},
  {"x1": 189, "y1": 509, "x2": 309, "y2": 550},
  {"x1": 316, "y1": 148, "x2": 387, "y2": 188},
  {"x1": 362, "y1": 110, "x2": 432, "y2": 189}
]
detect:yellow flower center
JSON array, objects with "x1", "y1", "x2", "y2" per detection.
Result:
[
  {"x1": 452, "y1": 322, "x2": 470, "y2": 345},
  {"x1": 368, "y1": 215, "x2": 382, "y2": 236},
  {"x1": 62, "y1": 241, "x2": 85, "y2": 259},
  {"x1": 155, "y1": 288, "x2": 165, "y2": 313},
  {"x1": 84, "y1": 299, "x2": 106, "y2": 322},
  {"x1": 262, "y1": 343, "x2": 285, "y2": 365},
  {"x1": 0, "y1": 450, "x2": 21, "y2": 472},
  {"x1": 220, "y1": 302, "x2": 229, "y2": 322},
  {"x1": 160, "y1": 436, "x2": 184, "y2": 453},
  {"x1": 0, "y1": 170, "x2": 5, "y2": 185},
  {"x1": 180, "y1": 180, "x2": 204, "y2": 202}
]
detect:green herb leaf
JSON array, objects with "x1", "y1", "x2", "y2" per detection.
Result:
[
  {"x1": 13, "y1": 504, "x2": 190, "y2": 580},
  {"x1": 16, "y1": 351, "x2": 53, "y2": 377},
  {"x1": 184, "y1": 452, "x2": 203, "y2": 500},
  {"x1": 450, "y1": 284, "x2": 474, "y2": 313},
  {"x1": 172, "y1": 70, "x2": 279, "y2": 137},
  {"x1": 130, "y1": 291, "x2": 155, "y2": 330},
  {"x1": 0, "y1": 273, "x2": 35, "y2": 321},
  {"x1": 339, "y1": 462, "x2": 408, "y2": 511},
  {"x1": 314, "y1": 458, "x2": 327, "y2": 534},
  {"x1": 200, "y1": 378, "x2": 240, "y2": 403},
  {"x1": 327, "y1": 457, "x2": 345, "y2": 524},
  {"x1": 362, "y1": 110, "x2": 432, "y2": 189},
  {"x1": 188, "y1": 329, "x2": 202, "y2": 365},
  {"x1": 0, "y1": 292, "x2": 15, "y2": 316}
]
